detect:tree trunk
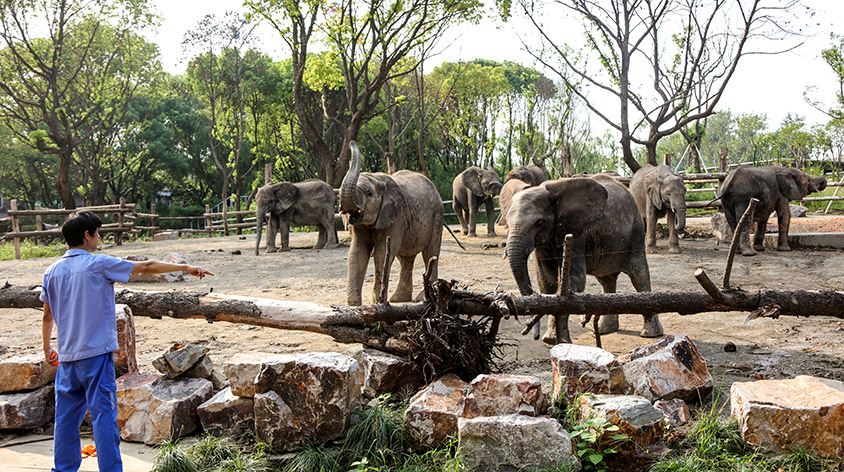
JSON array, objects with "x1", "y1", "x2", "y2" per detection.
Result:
[{"x1": 57, "y1": 147, "x2": 75, "y2": 209}]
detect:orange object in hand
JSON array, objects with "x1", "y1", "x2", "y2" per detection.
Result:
[
  {"x1": 81, "y1": 443, "x2": 97, "y2": 458},
  {"x1": 48, "y1": 352, "x2": 59, "y2": 367}
]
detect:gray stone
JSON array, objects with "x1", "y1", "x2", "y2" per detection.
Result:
[
  {"x1": 463, "y1": 374, "x2": 547, "y2": 418},
  {"x1": 654, "y1": 398, "x2": 692, "y2": 429},
  {"x1": 117, "y1": 373, "x2": 213, "y2": 445},
  {"x1": 153, "y1": 231, "x2": 179, "y2": 241},
  {"x1": 355, "y1": 349, "x2": 422, "y2": 398},
  {"x1": 578, "y1": 394, "x2": 665, "y2": 448},
  {"x1": 0, "y1": 385, "x2": 54, "y2": 430},
  {"x1": 152, "y1": 344, "x2": 209, "y2": 379},
  {"x1": 458, "y1": 414, "x2": 578, "y2": 472},
  {"x1": 789, "y1": 205, "x2": 808, "y2": 217},
  {"x1": 223, "y1": 352, "x2": 286, "y2": 398},
  {"x1": 731, "y1": 375, "x2": 844, "y2": 457},
  {"x1": 710, "y1": 213, "x2": 733, "y2": 243},
  {"x1": 0, "y1": 354, "x2": 56, "y2": 393},
  {"x1": 617, "y1": 335, "x2": 712, "y2": 403},
  {"x1": 184, "y1": 355, "x2": 214, "y2": 379},
  {"x1": 404, "y1": 374, "x2": 468, "y2": 450},
  {"x1": 764, "y1": 232, "x2": 844, "y2": 250},
  {"x1": 197, "y1": 387, "x2": 254, "y2": 438},
  {"x1": 550, "y1": 344, "x2": 626, "y2": 404},
  {"x1": 209, "y1": 368, "x2": 229, "y2": 392},
  {"x1": 254, "y1": 352, "x2": 360, "y2": 452}
]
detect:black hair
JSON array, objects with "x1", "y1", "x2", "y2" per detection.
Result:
[{"x1": 62, "y1": 211, "x2": 102, "y2": 247}]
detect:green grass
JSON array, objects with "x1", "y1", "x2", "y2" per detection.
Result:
[
  {"x1": 0, "y1": 240, "x2": 66, "y2": 260},
  {"x1": 152, "y1": 436, "x2": 272, "y2": 472}
]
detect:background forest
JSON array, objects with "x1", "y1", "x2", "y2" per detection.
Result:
[{"x1": 0, "y1": 0, "x2": 842, "y2": 215}]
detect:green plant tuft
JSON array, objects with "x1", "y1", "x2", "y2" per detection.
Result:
[
  {"x1": 152, "y1": 441, "x2": 198, "y2": 472},
  {"x1": 283, "y1": 443, "x2": 341, "y2": 472},
  {"x1": 342, "y1": 394, "x2": 408, "y2": 466},
  {"x1": 187, "y1": 435, "x2": 240, "y2": 471}
]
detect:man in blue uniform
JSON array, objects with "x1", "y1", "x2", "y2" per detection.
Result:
[{"x1": 40, "y1": 211, "x2": 214, "y2": 472}]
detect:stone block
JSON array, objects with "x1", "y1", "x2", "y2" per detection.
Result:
[
  {"x1": 197, "y1": 387, "x2": 254, "y2": 438},
  {"x1": 0, "y1": 354, "x2": 56, "y2": 393},
  {"x1": 152, "y1": 343, "x2": 209, "y2": 379},
  {"x1": 654, "y1": 398, "x2": 692, "y2": 429},
  {"x1": 617, "y1": 335, "x2": 712, "y2": 403},
  {"x1": 551, "y1": 344, "x2": 626, "y2": 404},
  {"x1": 463, "y1": 374, "x2": 546, "y2": 418},
  {"x1": 184, "y1": 355, "x2": 214, "y2": 379},
  {"x1": 578, "y1": 394, "x2": 665, "y2": 449},
  {"x1": 731, "y1": 375, "x2": 844, "y2": 457},
  {"x1": 0, "y1": 385, "x2": 54, "y2": 430},
  {"x1": 404, "y1": 374, "x2": 468, "y2": 450},
  {"x1": 355, "y1": 348, "x2": 422, "y2": 398},
  {"x1": 223, "y1": 352, "x2": 286, "y2": 397},
  {"x1": 114, "y1": 304, "x2": 138, "y2": 376},
  {"x1": 710, "y1": 213, "x2": 733, "y2": 243},
  {"x1": 117, "y1": 373, "x2": 213, "y2": 445},
  {"x1": 209, "y1": 368, "x2": 229, "y2": 392},
  {"x1": 254, "y1": 352, "x2": 360, "y2": 451},
  {"x1": 153, "y1": 231, "x2": 179, "y2": 241},
  {"x1": 458, "y1": 414, "x2": 578, "y2": 471}
]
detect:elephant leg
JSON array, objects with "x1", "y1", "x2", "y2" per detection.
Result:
[
  {"x1": 266, "y1": 215, "x2": 280, "y2": 253},
  {"x1": 645, "y1": 207, "x2": 658, "y2": 253},
  {"x1": 485, "y1": 198, "x2": 497, "y2": 237},
  {"x1": 315, "y1": 227, "x2": 327, "y2": 249},
  {"x1": 667, "y1": 211, "x2": 680, "y2": 253},
  {"x1": 454, "y1": 201, "x2": 468, "y2": 234},
  {"x1": 595, "y1": 274, "x2": 620, "y2": 334},
  {"x1": 733, "y1": 200, "x2": 756, "y2": 256},
  {"x1": 390, "y1": 255, "x2": 416, "y2": 302},
  {"x1": 534, "y1": 255, "x2": 566, "y2": 345},
  {"x1": 279, "y1": 220, "x2": 291, "y2": 252},
  {"x1": 775, "y1": 200, "x2": 792, "y2": 251},
  {"x1": 628, "y1": 256, "x2": 663, "y2": 338},
  {"x1": 323, "y1": 218, "x2": 339, "y2": 249},
  {"x1": 347, "y1": 237, "x2": 373, "y2": 306},
  {"x1": 467, "y1": 196, "x2": 478, "y2": 237},
  {"x1": 372, "y1": 238, "x2": 397, "y2": 304},
  {"x1": 753, "y1": 218, "x2": 766, "y2": 252}
]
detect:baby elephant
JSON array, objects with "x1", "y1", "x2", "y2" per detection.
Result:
[
  {"x1": 254, "y1": 179, "x2": 338, "y2": 255},
  {"x1": 452, "y1": 166, "x2": 503, "y2": 237},
  {"x1": 629, "y1": 165, "x2": 687, "y2": 253},
  {"x1": 718, "y1": 165, "x2": 826, "y2": 256}
]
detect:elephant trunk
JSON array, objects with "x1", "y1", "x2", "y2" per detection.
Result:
[
  {"x1": 811, "y1": 176, "x2": 827, "y2": 193},
  {"x1": 671, "y1": 195, "x2": 686, "y2": 232},
  {"x1": 255, "y1": 203, "x2": 266, "y2": 256},
  {"x1": 340, "y1": 141, "x2": 362, "y2": 213},
  {"x1": 506, "y1": 226, "x2": 534, "y2": 296}
]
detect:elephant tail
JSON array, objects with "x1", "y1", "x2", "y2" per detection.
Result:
[
  {"x1": 443, "y1": 223, "x2": 466, "y2": 251},
  {"x1": 702, "y1": 195, "x2": 723, "y2": 207}
]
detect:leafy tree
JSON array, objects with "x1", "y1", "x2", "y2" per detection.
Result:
[{"x1": 0, "y1": 124, "x2": 57, "y2": 207}]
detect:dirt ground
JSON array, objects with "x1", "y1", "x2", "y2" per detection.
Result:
[{"x1": 2, "y1": 216, "x2": 844, "y2": 400}]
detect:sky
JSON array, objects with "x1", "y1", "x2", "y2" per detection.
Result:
[{"x1": 148, "y1": 0, "x2": 843, "y2": 134}]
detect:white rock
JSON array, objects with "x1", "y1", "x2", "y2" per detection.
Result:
[
  {"x1": 223, "y1": 352, "x2": 287, "y2": 398},
  {"x1": 617, "y1": 335, "x2": 712, "y2": 403},
  {"x1": 551, "y1": 344, "x2": 626, "y2": 404},
  {"x1": 463, "y1": 374, "x2": 546, "y2": 418},
  {"x1": 153, "y1": 231, "x2": 179, "y2": 241}
]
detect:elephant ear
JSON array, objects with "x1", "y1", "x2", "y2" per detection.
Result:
[
  {"x1": 544, "y1": 178, "x2": 609, "y2": 238},
  {"x1": 462, "y1": 169, "x2": 484, "y2": 196},
  {"x1": 273, "y1": 183, "x2": 299, "y2": 213},
  {"x1": 375, "y1": 176, "x2": 407, "y2": 231},
  {"x1": 648, "y1": 168, "x2": 669, "y2": 210},
  {"x1": 776, "y1": 171, "x2": 804, "y2": 201}
]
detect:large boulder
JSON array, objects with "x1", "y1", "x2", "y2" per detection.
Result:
[
  {"x1": 617, "y1": 335, "x2": 712, "y2": 403},
  {"x1": 710, "y1": 213, "x2": 733, "y2": 243},
  {"x1": 253, "y1": 352, "x2": 360, "y2": 451},
  {"x1": 355, "y1": 349, "x2": 422, "y2": 398},
  {"x1": 114, "y1": 304, "x2": 138, "y2": 376},
  {"x1": 117, "y1": 373, "x2": 213, "y2": 445},
  {"x1": 404, "y1": 374, "x2": 468, "y2": 450},
  {"x1": 0, "y1": 354, "x2": 56, "y2": 393},
  {"x1": 731, "y1": 375, "x2": 844, "y2": 457},
  {"x1": 0, "y1": 385, "x2": 54, "y2": 430},
  {"x1": 551, "y1": 344, "x2": 626, "y2": 404},
  {"x1": 223, "y1": 352, "x2": 286, "y2": 398},
  {"x1": 458, "y1": 414, "x2": 578, "y2": 472},
  {"x1": 463, "y1": 374, "x2": 547, "y2": 418},
  {"x1": 197, "y1": 387, "x2": 254, "y2": 438},
  {"x1": 578, "y1": 395, "x2": 665, "y2": 449}
]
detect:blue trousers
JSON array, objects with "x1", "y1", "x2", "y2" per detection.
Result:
[{"x1": 52, "y1": 352, "x2": 122, "y2": 472}]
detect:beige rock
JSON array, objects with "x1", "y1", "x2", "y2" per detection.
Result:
[
  {"x1": 223, "y1": 352, "x2": 287, "y2": 397},
  {"x1": 551, "y1": 344, "x2": 626, "y2": 404},
  {"x1": 618, "y1": 335, "x2": 712, "y2": 403},
  {"x1": 153, "y1": 231, "x2": 178, "y2": 241},
  {"x1": 0, "y1": 385, "x2": 54, "y2": 430},
  {"x1": 654, "y1": 398, "x2": 692, "y2": 429},
  {"x1": 197, "y1": 387, "x2": 254, "y2": 437},
  {"x1": 114, "y1": 304, "x2": 138, "y2": 376},
  {"x1": 579, "y1": 394, "x2": 665, "y2": 448},
  {"x1": 0, "y1": 354, "x2": 56, "y2": 393},
  {"x1": 731, "y1": 375, "x2": 844, "y2": 457},
  {"x1": 463, "y1": 374, "x2": 546, "y2": 418},
  {"x1": 404, "y1": 374, "x2": 468, "y2": 450},
  {"x1": 355, "y1": 349, "x2": 422, "y2": 398}
]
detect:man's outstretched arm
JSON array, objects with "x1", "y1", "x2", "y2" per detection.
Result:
[{"x1": 130, "y1": 261, "x2": 214, "y2": 278}]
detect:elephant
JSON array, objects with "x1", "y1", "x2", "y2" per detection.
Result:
[
  {"x1": 629, "y1": 164, "x2": 687, "y2": 253},
  {"x1": 505, "y1": 164, "x2": 549, "y2": 186},
  {"x1": 496, "y1": 178, "x2": 532, "y2": 228},
  {"x1": 339, "y1": 141, "x2": 443, "y2": 306},
  {"x1": 505, "y1": 174, "x2": 663, "y2": 344},
  {"x1": 254, "y1": 179, "x2": 338, "y2": 255},
  {"x1": 717, "y1": 165, "x2": 826, "y2": 256},
  {"x1": 452, "y1": 166, "x2": 503, "y2": 237}
]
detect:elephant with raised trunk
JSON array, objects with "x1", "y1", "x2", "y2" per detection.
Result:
[
  {"x1": 340, "y1": 141, "x2": 443, "y2": 306},
  {"x1": 254, "y1": 180, "x2": 338, "y2": 255},
  {"x1": 629, "y1": 165, "x2": 687, "y2": 253},
  {"x1": 505, "y1": 174, "x2": 663, "y2": 344},
  {"x1": 452, "y1": 166, "x2": 503, "y2": 237},
  {"x1": 718, "y1": 165, "x2": 826, "y2": 256}
]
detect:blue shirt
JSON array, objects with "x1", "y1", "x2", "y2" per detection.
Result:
[{"x1": 40, "y1": 249, "x2": 136, "y2": 362}]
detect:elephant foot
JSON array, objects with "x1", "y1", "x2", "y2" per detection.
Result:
[
  {"x1": 279, "y1": 247, "x2": 291, "y2": 253},
  {"x1": 598, "y1": 315, "x2": 619, "y2": 334},
  {"x1": 348, "y1": 297, "x2": 362, "y2": 306},
  {"x1": 646, "y1": 245, "x2": 658, "y2": 254},
  {"x1": 740, "y1": 247, "x2": 757, "y2": 257},
  {"x1": 323, "y1": 243, "x2": 339, "y2": 249},
  {"x1": 266, "y1": 247, "x2": 278, "y2": 253},
  {"x1": 776, "y1": 244, "x2": 792, "y2": 252},
  {"x1": 668, "y1": 246, "x2": 681, "y2": 254},
  {"x1": 468, "y1": 232, "x2": 477, "y2": 238},
  {"x1": 753, "y1": 243, "x2": 766, "y2": 252},
  {"x1": 389, "y1": 287, "x2": 413, "y2": 303},
  {"x1": 640, "y1": 315, "x2": 664, "y2": 338}
]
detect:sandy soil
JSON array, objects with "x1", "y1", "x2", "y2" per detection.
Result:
[{"x1": 2, "y1": 217, "x2": 844, "y2": 398}]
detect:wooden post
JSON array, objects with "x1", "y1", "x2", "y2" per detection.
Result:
[
  {"x1": 719, "y1": 147, "x2": 729, "y2": 172},
  {"x1": 151, "y1": 203, "x2": 158, "y2": 232},
  {"x1": 664, "y1": 153, "x2": 673, "y2": 166},
  {"x1": 11, "y1": 199, "x2": 21, "y2": 260},
  {"x1": 34, "y1": 212, "x2": 42, "y2": 246},
  {"x1": 222, "y1": 197, "x2": 229, "y2": 236},
  {"x1": 205, "y1": 204, "x2": 212, "y2": 238},
  {"x1": 116, "y1": 197, "x2": 125, "y2": 246}
]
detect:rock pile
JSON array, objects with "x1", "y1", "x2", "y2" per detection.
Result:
[{"x1": 0, "y1": 354, "x2": 56, "y2": 430}]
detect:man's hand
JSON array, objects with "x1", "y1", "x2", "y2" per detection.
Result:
[
  {"x1": 185, "y1": 265, "x2": 214, "y2": 278},
  {"x1": 45, "y1": 348, "x2": 59, "y2": 367}
]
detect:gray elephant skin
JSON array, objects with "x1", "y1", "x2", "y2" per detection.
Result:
[
  {"x1": 255, "y1": 180, "x2": 338, "y2": 255},
  {"x1": 505, "y1": 174, "x2": 663, "y2": 343},
  {"x1": 505, "y1": 164, "x2": 549, "y2": 186},
  {"x1": 452, "y1": 166, "x2": 503, "y2": 237},
  {"x1": 497, "y1": 164, "x2": 549, "y2": 228},
  {"x1": 629, "y1": 164, "x2": 687, "y2": 253},
  {"x1": 340, "y1": 141, "x2": 443, "y2": 305},
  {"x1": 718, "y1": 165, "x2": 826, "y2": 256}
]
